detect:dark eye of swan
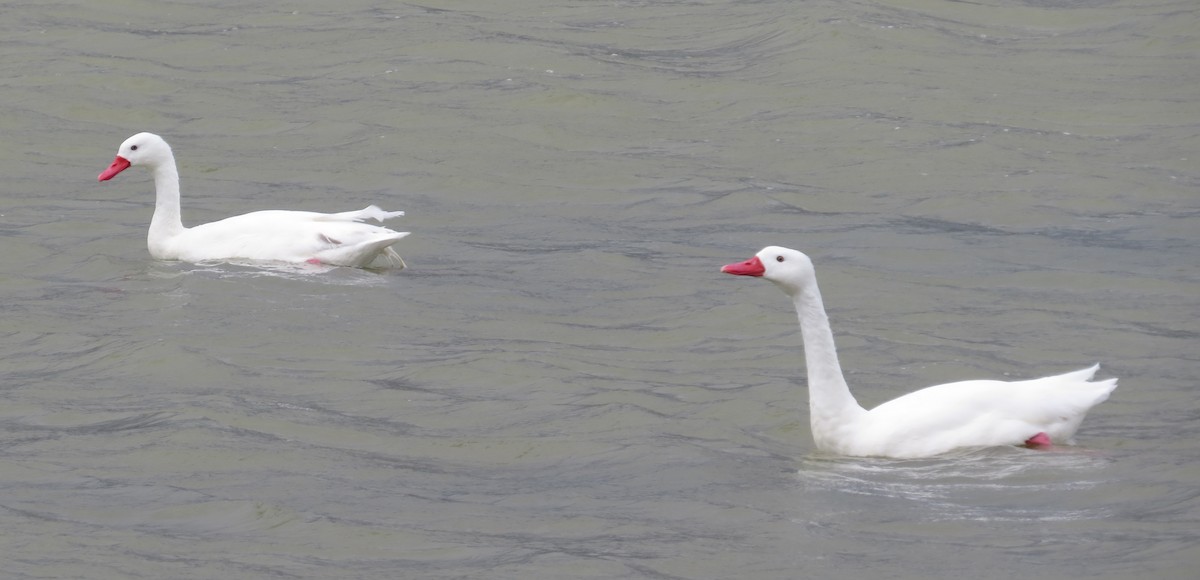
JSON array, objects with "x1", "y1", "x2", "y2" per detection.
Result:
[
  {"x1": 130, "y1": 145, "x2": 139, "y2": 151},
  {"x1": 776, "y1": 255, "x2": 785, "y2": 262}
]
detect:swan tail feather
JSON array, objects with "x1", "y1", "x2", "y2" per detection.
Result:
[{"x1": 317, "y1": 205, "x2": 405, "y2": 223}]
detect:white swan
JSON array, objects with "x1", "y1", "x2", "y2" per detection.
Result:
[
  {"x1": 98, "y1": 132, "x2": 409, "y2": 268},
  {"x1": 721, "y1": 246, "x2": 1117, "y2": 458}
]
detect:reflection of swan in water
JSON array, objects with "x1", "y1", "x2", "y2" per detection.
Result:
[{"x1": 797, "y1": 448, "x2": 1115, "y2": 523}]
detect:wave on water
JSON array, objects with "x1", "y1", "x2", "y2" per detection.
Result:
[
  {"x1": 148, "y1": 260, "x2": 400, "y2": 286},
  {"x1": 796, "y1": 446, "x2": 1117, "y2": 522}
]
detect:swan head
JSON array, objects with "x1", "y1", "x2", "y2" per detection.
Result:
[
  {"x1": 98, "y1": 132, "x2": 173, "y2": 181},
  {"x1": 722, "y1": 246, "x2": 816, "y2": 295}
]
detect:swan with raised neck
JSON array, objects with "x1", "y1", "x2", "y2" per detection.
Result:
[
  {"x1": 98, "y1": 132, "x2": 409, "y2": 268},
  {"x1": 722, "y1": 246, "x2": 1117, "y2": 458}
]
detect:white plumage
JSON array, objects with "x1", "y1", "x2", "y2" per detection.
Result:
[
  {"x1": 98, "y1": 132, "x2": 408, "y2": 268},
  {"x1": 722, "y1": 246, "x2": 1117, "y2": 458}
]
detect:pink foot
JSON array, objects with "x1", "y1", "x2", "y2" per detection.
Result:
[
  {"x1": 305, "y1": 258, "x2": 323, "y2": 265},
  {"x1": 1024, "y1": 432, "x2": 1052, "y2": 448}
]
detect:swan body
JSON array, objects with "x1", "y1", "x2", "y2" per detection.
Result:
[
  {"x1": 98, "y1": 132, "x2": 409, "y2": 268},
  {"x1": 722, "y1": 246, "x2": 1117, "y2": 458}
]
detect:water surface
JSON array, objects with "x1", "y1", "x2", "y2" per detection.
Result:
[{"x1": 1, "y1": 1, "x2": 1197, "y2": 578}]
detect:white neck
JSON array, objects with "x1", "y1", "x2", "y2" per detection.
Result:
[
  {"x1": 147, "y1": 153, "x2": 185, "y2": 257},
  {"x1": 790, "y1": 280, "x2": 867, "y2": 442}
]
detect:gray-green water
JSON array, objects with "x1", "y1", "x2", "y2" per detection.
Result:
[{"x1": 2, "y1": 1, "x2": 1197, "y2": 578}]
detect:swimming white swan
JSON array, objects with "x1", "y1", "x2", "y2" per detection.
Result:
[
  {"x1": 98, "y1": 132, "x2": 408, "y2": 268},
  {"x1": 722, "y1": 246, "x2": 1117, "y2": 458}
]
